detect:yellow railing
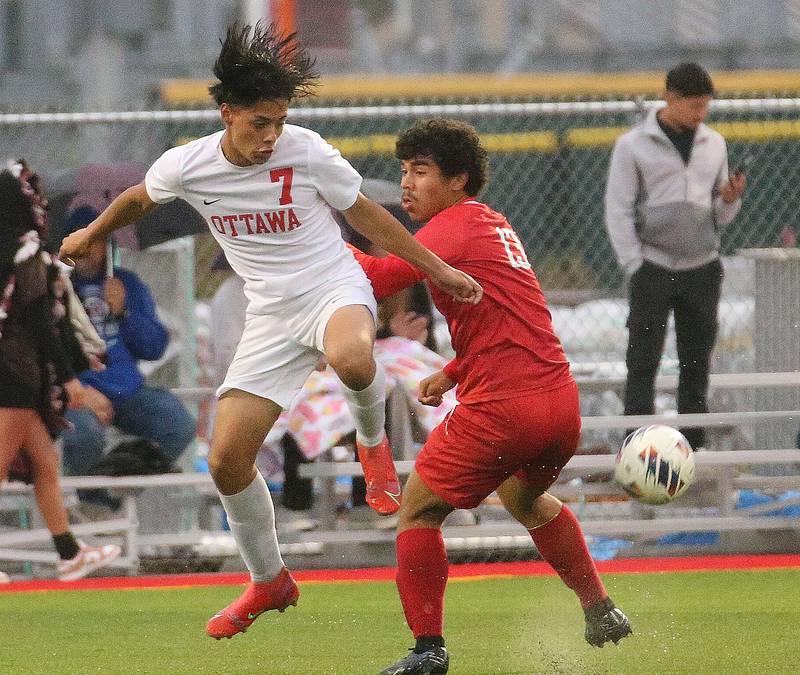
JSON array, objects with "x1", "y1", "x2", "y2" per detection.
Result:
[{"x1": 159, "y1": 70, "x2": 800, "y2": 106}]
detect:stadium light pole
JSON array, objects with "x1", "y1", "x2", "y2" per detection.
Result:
[
  {"x1": 242, "y1": 0, "x2": 270, "y2": 25},
  {"x1": 242, "y1": 0, "x2": 296, "y2": 35}
]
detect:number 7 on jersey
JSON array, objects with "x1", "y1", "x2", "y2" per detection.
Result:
[{"x1": 270, "y1": 167, "x2": 294, "y2": 205}]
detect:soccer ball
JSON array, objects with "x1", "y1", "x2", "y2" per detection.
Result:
[{"x1": 613, "y1": 425, "x2": 695, "y2": 505}]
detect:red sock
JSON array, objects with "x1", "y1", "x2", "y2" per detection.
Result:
[
  {"x1": 528, "y1": 505, "x2": 607, "y2": 609},
  {"x1": 395, "y1": 528, "x2": 449, "y2": 638}
]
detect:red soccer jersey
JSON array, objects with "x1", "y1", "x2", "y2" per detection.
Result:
[{"x1": 351, "y1": 198, "x2": 572, "y2": 404}]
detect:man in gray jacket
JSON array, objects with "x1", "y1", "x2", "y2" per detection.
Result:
[{"x1": 605, "y1": 63, "x2": 746, "y2": 449}]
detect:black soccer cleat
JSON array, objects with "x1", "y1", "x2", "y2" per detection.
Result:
[
  {"x1": 379, "y1": 646, "x2": 449, "y2": 675},
  {"x1": 584, "y1": 598, "x2": 633, "y2": 647}
]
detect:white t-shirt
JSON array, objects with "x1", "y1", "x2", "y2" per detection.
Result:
[{"x1": 145, "y1": 125, "x2": 367, "y2": 314}]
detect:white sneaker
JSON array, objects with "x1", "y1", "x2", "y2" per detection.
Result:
[
  {"x1": 57, "y1": 543, "x2": 122, "y2": 581},
  {"x1": 278, "y1": 514, "x2": 320, "y2": 534},
  {"x1": 444, "y1": 509, "x2": 478, "y2": 527}
]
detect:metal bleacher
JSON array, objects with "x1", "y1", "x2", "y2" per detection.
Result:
[{"x1": 1, "y1": 373, "x2": 799, "y2": 577}]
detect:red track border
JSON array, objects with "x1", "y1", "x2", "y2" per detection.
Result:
[{"x1": 2, "y1": 554, "x2": 799, "y2": 594}]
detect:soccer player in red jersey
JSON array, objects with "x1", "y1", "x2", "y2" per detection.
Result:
[{"x1": 350, "y1": 119, "x2": 632, "y2": 674}]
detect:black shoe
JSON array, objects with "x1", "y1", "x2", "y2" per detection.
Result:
[
  {"x1": 584, "y1": 598, "x2": 632, "y2": 647},
  {"x1": 77, "y1": 489, "x2": 122, "y2": 512},
  {"x1": 379, "y1": 646, "x2": 449, "y2": 675}
]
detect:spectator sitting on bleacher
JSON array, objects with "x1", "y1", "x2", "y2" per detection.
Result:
[
  {"x1": 0, "y1": 160, "x2": 120, "y2": 580},
  {"x1": 343, "y1": 179, "x2": 440, "y2": 354},
  {"x1": 59, "y1": 207, "x2": 195, "y2": 511}
]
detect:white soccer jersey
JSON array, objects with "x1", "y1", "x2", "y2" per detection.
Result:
[{"x1": 145, "y1": 125, "x2": 367, "y2": 314}]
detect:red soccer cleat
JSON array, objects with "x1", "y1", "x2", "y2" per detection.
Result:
[
  {"x1": 356, "y1": 436, "x2": 402, "y2": 515},
  {"x1": 206, "y1": 567, "x2": 299, "y2": 639}
]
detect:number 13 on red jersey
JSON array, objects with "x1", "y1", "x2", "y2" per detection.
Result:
[{"x1": 495, "y1": 227, "x2": 531, "y2": 269}]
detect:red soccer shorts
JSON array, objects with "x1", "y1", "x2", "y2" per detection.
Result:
[{"x1": 415, "y1": 381, "x2": 581, "y2": 509}]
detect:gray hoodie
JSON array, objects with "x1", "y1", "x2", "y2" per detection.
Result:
[{"x1": 604, "y1": 107, "x2": 741, "y2": 275}]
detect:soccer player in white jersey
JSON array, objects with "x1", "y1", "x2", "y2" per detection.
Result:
[{"x1": 60, "y1": 22, "x2": 482, "y2": 640}]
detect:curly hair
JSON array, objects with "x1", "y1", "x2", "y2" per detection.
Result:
[
  {"x1": 395, "y1": 118, "x2": 488, "y2": 196},
  {"x1": 209, "y1": 21, "x2": 319, "y2": 106}
]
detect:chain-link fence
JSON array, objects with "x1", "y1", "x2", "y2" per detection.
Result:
[
  {"x1": 3, "y1": 97, "x2": 800, "y2": 568},
  {"x1": 2, "y1": 96, "x2": 798, "y2": 389}
]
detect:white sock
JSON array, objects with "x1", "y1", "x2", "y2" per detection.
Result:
[
  {"x1": 341, "y1": 365, "x2": 387, "y2": 447},
  {"x1": 218, "y1": 472, "x2": 284, "y2": 583}
]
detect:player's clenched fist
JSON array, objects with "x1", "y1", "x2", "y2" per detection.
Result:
[
  {"x1": 418, "y1": 369, "x2": 455, "y2": 407},
  {"x1": 59, "y1": 227, "x2": 93, "y2": 265},
  {"x1": 430, "y1": 265, "x2": 482, "y2": 305}
]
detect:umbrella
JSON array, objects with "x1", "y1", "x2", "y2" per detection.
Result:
[
  {"x1": 46, "y1": 162, "x2": 207, "y2": 251},
  {"x1": 361, "y1": 178, "x2": 402, "y2": 206}
]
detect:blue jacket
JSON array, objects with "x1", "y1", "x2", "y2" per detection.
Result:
[{"x1": 71, "y1": 268, "x2": 168, "y2": 401}]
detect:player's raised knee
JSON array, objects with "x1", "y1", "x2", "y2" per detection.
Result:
[{"x1": 327, "y1": 350, "x2": 375, "y2": 390}]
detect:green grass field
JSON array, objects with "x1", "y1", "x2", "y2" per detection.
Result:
[{"x1": 2, "y1": 569, "x2": 798, "y2": 674}]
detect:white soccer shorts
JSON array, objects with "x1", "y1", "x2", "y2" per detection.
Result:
[{"x1": 218, "y1": 280, "x2": 377, "y2": 409}]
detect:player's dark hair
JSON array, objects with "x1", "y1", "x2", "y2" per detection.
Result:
[
  {"x1": 395, "y1": 119, "x2": 488, "y2": 196},
  {"x1": 209, "y1": 21, "x2": 318, "y2": 106},
  {"x1": 666, "y1": 63, "x2": 714, "y2": 97}
]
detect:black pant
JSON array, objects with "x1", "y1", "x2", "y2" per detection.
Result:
[
  {"x1": 280, "y1": 435, "x2": 314, "y2": 511},
  {"x1": 624, "y1": 259, "x2": 723, "y2": 449}
]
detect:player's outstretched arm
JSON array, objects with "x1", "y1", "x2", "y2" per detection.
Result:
[
  {"x1": 59, "y1": 182, "x2": 158, "y2": 264},
  {"x1": 343, "y1": 193, "x2": 482, "y2": 305},
  {"x1": 346, "y1": 243, "x2": 421, "y2": 299}
]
